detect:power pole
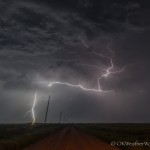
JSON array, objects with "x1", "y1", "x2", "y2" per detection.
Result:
[
  {"x1": 44, "y1": 96, "x2": 50, "y2": 124},
  {"x1": 59, "y1": 112, "x2": 62, "y2": 124}
]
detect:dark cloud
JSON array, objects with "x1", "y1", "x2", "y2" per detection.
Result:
[{"x1": 0, "y1": 0, "x2": 150, "y2": 123}]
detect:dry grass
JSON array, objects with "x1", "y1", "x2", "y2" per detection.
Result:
[
  {"x1": 79, "y1": 123, "x2": 150, "y2": 150},
  {"x1": 0, "y1": 123, "x2": 63, "y2": 150}
]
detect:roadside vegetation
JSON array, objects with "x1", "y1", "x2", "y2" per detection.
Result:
[
  {"x1": 80, "y1": 123, "x2": 150, "y2": 150},
  {"x1": 1, "y1": 123, "x2": 150, "y2": 150},
  {"x1": 0, "y1": 123, "x2": 63, "y2": 150}
]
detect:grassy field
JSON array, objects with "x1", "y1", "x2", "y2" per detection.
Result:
[
  {"x1": 1, "y1": 123, "x2": 150, "y2": 150},
  {"x1": 80, "y1": 123, "x2": 150, "y2": 150},
  {"x1": 0, "y1": 123, "x2": 63, "y2": 150}
]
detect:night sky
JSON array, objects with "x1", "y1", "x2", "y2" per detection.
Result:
[{"x1": 0, "y1": 0, "x2": 150, "y2": 123}]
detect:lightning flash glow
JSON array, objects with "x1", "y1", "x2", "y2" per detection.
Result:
[
  {"x1": 25, "y1": 93, "x2": 37, "y2": 125},
  {"x1": 48, "y1": 81, "x2": 112, "y2": 92},
  {"x1": 46, "y1": 48, "x2": 125, "y2": 93},
  {"x1": 28, "y1": 39, "x2": 129, "y2": 124},
  {"x1": 47, "y1": 52, "x2": 125, "y2": 92}
]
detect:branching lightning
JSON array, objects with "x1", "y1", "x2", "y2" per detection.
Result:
[
  {"x1": 46, "y1": 50, "x2": 125, "y2": 92},
  {"x1": 34, "y1": 40, "x2": 126, "y2": 92},
  {"x1": 78, "y1": 49, "x2": 125, "y2": 91},
  {"x1": 29, "y1": 38, "x2": 135, "y2": 124},
  {"x1": 48, "y1": 81, "x2": 112, "y2": 92},
  {"x1": 25, "y1": 93, "x2": 37, "y2": 125}
]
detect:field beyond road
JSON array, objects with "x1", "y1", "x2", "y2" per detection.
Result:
[
  {"x1": 1, "y1": 123, "x2": 150, "y2": 150},
  {"x1": 24, "y1": 127, "x2": 120, "y2": 150}
]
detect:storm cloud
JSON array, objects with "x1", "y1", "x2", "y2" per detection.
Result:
[{"x1": 0, "y1": 0, "x2": 150, "y2": 123}]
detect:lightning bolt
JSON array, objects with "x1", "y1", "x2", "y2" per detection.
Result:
[
  {"x1": 35, "y1": 50, "x2": 124, "y2": 93},
  {"x1": 34, "y1": 41, "x2": 125, "y2": 92},
  {"x1": 25, "y1": 93, "x2": 37, "y2": 125},
  {"x1": 30, "y1": 38, "x2": 139, "y2": 123},
  {"x1": 48, "y1": 81, "x2": 112, "y2": 92},
  {"x1": 77, "y1": 38, "x2": 127, "y2": 90},
  {"x1": 78, "y1": 50, "x2": 125, "y2": 90}
]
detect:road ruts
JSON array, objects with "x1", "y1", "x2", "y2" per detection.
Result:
[{"x1": 24, "y1": 127, "x2": 121, "y2": 150}]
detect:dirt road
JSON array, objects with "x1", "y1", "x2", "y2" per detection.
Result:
[{"x1": 24, "y1": 127, "x2": 120, "y2": 150}]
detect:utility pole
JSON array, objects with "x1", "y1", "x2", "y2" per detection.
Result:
[
  {"x1": 44, "y1": 96, "x2": 50, "y2": 124},
  {"x1": 59, "y1": 112, "x2": 62, "y2": 124}
]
